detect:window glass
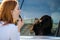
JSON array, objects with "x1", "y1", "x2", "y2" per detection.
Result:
[{"x1": 19, "y1": 0, "x2": 60, "y2": 36}]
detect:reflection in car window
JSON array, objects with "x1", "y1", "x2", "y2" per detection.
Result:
[
  {"x1": 19, "y1": 0, "x2": 60, "y2": 36},
  {"x1": 0, "y1": 0, "x2": 60, "y2": 36}
]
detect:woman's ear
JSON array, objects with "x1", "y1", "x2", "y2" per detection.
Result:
[{"x1": 11, "y1": 10, "x2": 13, "y2": 13}]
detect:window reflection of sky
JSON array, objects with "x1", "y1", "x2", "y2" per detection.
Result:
[{"x1": 19, "y1": 0, "x2": 60, "y2": 23}]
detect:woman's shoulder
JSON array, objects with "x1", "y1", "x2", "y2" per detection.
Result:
[
  {"x1": 5, "y1": 24, "x2": 18, "y2": 32},
  {"x1": 0, "y1": 21, "x2": 18, "y2": 30},
  {"x1": 0, "y1": 21, "x2": 16, "y2": 27},
  {"x1": 8, "y1": 24, "x2": 16, "y2": 26},
  {"x1": 8, "y1": 24, "x2": 17, "y2": 29}
]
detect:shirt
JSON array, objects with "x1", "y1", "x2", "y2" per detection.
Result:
[{"x1": 0, "y1": 21, "x2": 20, "y2": 40}]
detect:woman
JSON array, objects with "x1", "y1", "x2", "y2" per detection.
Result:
[
  {"x1": 0, "y1": 1, "x2": 20, "y2": 40},
  {"x1": 2, "y1": 0, "x2": 24, "y2": 32}
]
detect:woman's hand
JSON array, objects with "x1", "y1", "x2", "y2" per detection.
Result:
[{"x1": 17, "y1": 18, "x2": 24, "y2": 32}]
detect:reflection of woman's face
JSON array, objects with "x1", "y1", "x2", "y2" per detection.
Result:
[
  {"x1": 39, "y1": 20, "x2": 42, "y2": 22},
  {"x1": 34, "y1": 20, "x2": 38, "y2": 23},
  {"x1": 12, "y1": 3, "x2": 20, "y2": 20}
]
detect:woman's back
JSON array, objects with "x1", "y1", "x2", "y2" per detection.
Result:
[{"x1": 0, "y1": 21, "x2": 20, "y2": 40}]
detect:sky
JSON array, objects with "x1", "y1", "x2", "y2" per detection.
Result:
[{"x1": 0, "y1": 0, "x2": 60, "y2": 23}]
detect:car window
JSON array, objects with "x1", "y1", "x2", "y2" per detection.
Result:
[
  {"x1": 0, "y1": 0, "x2": 60, "y2": 37},
  {"x1": 19, "y1": 0, "x2": 60, "y2": 36}
]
